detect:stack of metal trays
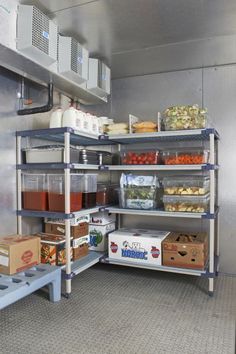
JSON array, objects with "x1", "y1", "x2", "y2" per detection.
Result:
[{"x1": 79, "y1": 149, "x2": 99, "y2": 164}]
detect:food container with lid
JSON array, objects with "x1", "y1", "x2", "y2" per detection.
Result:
[
  {"x1": 49, "y1": 108, "x2": 63, "y2": 128},
  {"x1": 22, "y1": 173, "x2": 48, "y2": 211},
  {"x1": 118, "y1": 187, "x2": 157, "y2": 210},
  {"x1": 82, "y1": 174, "x2": 98, "y2": 208},
  {"x1": 162, "y1": 149, "x2": 209, "y2": 165},
  {"x1": 48, "y1": 174, "x2": 83, "y2": 212},
  {"x1": 121, "y1": 149, "x2": 162, "y2": 165},
  {"x1": 23, "y1": 145, "x2": 80, "y2": 164},
  {"x1": 162, "y1": 176, "x2": 210, "y2": 196},
  {"x1": 162, "y1": 105, "x2": 207, "y2": 131},
  {"x1": 163, "y1": 194, "x2": 210, "y2": 213}
]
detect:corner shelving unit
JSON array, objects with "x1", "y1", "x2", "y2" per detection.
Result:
[{"x1": 16, "y1": 127, "x2": 219, "y2": 296}]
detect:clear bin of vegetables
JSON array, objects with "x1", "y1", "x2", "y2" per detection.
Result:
[
  {"x1": 121, "y1": 150, "x2": 162, "y2": 165},
  {"x1": 162, "y1": 104, "x2": 207, "y2": 130},
  {"x1": 162, "y1": 176, "x2": 210, "y2": 196},
  {"x1": 163, "y1": 194, "x2": 210, "y2": 213},
  {"x1": 162, "y1": 148, "x2": 209, "y2": 165}
]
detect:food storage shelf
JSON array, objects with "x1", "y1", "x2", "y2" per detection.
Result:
[
  {"x1": 16, "y1": 127, "x2": 110, "y2": 146},
  {"x1": 106, "y1": 206, "x2": 206, "y2": 218},
  {"x1": 102, "y1": 257, "x2": 207, "y2": 277},
  {"x1": 61, "y1": 251, "x2": 104, "y2": 277},
  {"x1": 17, "y1": 207, "x2": 100, "y2": 219},
  {"x1": 17, "y1": 163, "x2": 101, "y2": 170},
  {"x1": 0, "y1": 43, "x2": 107, "y2": 105},
  {"x1": 106, "y1": 128, "x2": 219, "y2": 144}
]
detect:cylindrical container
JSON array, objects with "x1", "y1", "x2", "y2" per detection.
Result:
[
  {"x1": 49, "y1": 108, "x2": 63, "y2": 128},
  {"x1": 22, "y1": 173, "x2": 48, "y2": 211},
  {"x1": 62, "y1": 106, "x2": 78, "y2": 129},
  {"x1": 48, "y1": 174, "x2": 83, "y2": 212}
]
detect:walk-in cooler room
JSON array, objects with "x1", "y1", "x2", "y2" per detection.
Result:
[{"x1": 0, "y1": 1, "x2": 236, "y2": 353}]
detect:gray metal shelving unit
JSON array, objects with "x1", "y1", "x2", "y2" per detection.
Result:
[{"x1": 16, "y1": 127, "x2": 219, "y2": 296}]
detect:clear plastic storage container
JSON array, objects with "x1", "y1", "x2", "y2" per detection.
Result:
[
  {"x1": 119, "y1": 187, "x2": 157, "y2": 210},
  {"x1": 22, "y1": 173, "x2": 48, "y2": 211},
  {"x1": 48, "y1": 174, "x2": 83, "y2": 212},
  {"x1": 121, "y1": 150, "x2": 161, "y2": 165},
  {"x1": 163, "y1": 194, "x2": 210, "y2": 213},
  {"x1": 162, "y1": 176, "x2": 210, "y2": 196},
  {"x1": 162, "y1": 105, "x2": 207, "y2": 130},
  {"x1": 82, "y1": 174, "x2": 97, "y2": 208},
  {"x1": 162, "y1": 149, "x2": 209, "y2": 165}
]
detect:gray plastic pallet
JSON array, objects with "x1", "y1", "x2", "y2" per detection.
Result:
[{"x1": 0, "y1": 264, "x2": 61, "y2": 310}]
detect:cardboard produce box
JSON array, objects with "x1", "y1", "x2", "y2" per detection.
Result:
[
  {"x1": 162, "y1": 232, "x2": 208, "y2": 270},
  {"x1": 39, "y1": 233, "x2": 72, "y2": 266},
  {"x1": 89, "y1": 222, "x2": 116, "y2": 251},
  {"x1": 0, "y1": 235, "x2": 40, "y2": 275},
  {"x1": 90, "y1": 211, "x2": 116, "y2": 226},
  {"x1": 45, "y1": 221, "x2": 89, "y2": 238},
  {"x1": 73, "y1": 244, "x2": 89, "y2": 261},
  {"x1": 108, "y1": 228, "x2": 170, "y2": 266},
  {"x1": 45, "y1": 215, "x2": 89, "y2": 227}
]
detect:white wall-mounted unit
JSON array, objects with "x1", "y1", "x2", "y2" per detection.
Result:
[
  {"x1": 58, "y1": 35, "x2": 88, "y2": 84},
  {"x1": 87, "y1": 58, "x2": 111, "y2": 97},
  {"x1": 17, "y1": 5, "x2": 58, "y2": 66}
]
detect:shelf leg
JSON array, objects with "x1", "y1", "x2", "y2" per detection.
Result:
[
  {"x1": 209, "y1": 133, "x2": 215, "y2": 296},
  {"x1": 64, "y1": 132, "x2": 71, "y2": 295},
  {"x1": 16, "y1": 135, "x2": 22, "y2": 235}
]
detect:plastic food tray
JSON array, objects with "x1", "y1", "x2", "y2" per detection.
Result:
[
  {"x1": 162, "y1": 176, "x2": 210, "y2": 196},
  {"x1": 121, "y1": 150, "x2": 161, "y2": 165},
  {"x1": 163, "y1": 194, "x2": 210, "y2": 213},
  {"x1": 162, "y1": 149, "x2": 209, "y2": 165}
]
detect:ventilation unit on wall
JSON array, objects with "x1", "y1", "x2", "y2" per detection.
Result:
[
  {"x1": 87, "y1": 58, "x2": 111, "y2": 97},
  {"x1": 17, "y1": 5, "x2": 58, "y2": 66},
  {"x1": 58, "y1": 35, "x2": 89, "y2": 84}
]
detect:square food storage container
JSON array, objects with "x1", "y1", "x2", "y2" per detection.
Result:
[
  {"x1": 119, "y1": 187, "x2": 157, "y2": 210},
  {"x1": 121, "y1": 150, "x2": 162, "y2": 165},
  {"x1": 96, "y1": 184, "x2": 118, "y2": 206},
  {"x1": 82, "y1": 174, "x2": 98, "y2": 208},
  {"x1": 163, "y1": 194, "x2": 210, "y2": 213},
  {"x1": 162, "y1": 176, "x2": 210, "y2": 196},
  {"x1": 23, "y1": 145, "x2": 80, "y2": 163},
  {"x1": 22, "y1": 173, "x2": 48, "y2": 211},
  {"x1": 162, "y1": 149, "x2": 209, "y2": 165},
  {"x1": 48, "y1": 174, "x2": 83, "y2": 212}
]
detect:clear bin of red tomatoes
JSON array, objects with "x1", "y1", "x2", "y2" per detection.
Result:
[{"x1": 121, "y1": 150, "x2": 162, "y2": 165}]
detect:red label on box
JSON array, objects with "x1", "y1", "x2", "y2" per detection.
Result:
[{"x1": 21, "y1": 250, "x2": 33, "y2": 264}]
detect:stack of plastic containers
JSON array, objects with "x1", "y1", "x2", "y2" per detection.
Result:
[
  {"x1": 22, "y1": 173, "x2": 48, "y2": 211},
  {"x1": 162, "y1": 176, "x2": 210, "y2": 213}
]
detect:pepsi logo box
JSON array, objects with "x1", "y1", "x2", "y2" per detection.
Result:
[{"x1": 108, "y1": 228, "x2": 170, "y2": 266}]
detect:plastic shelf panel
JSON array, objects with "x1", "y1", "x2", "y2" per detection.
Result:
[
  {"x1": 17, "y1": 207, "x2": 99, "y2": 219},
  {"x1": 106, "y1": 207, "x2": 206, "y2": 219},
  {"x1": 103, "y1": 257, "x2": 206, "y2": 277},
  {"x1": 62, "y1": 251, "x2": 104, "y2": 277}
]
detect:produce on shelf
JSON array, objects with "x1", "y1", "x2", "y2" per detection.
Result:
[
  {"x1": 121, "y1": 150, "x2": 161, "y2": 165},
  {"x1": 162, "y1": 149, "x2": 209, "y2": 165},
  {"x1": 106, "y1": 122, "x2": 129, "y2": 135},
  {"x1": 162, "y1": 104, "x2": 207, "y2": 130},
  {"x1": 119, "y1": 173, "x2": 161, "y2": 209},
  {"x1": 132, "y1": 121, "x2": 157, "y2": 133},
  {"x1": 162, "y1": 176, "x2": 210, "y2": 196},
  {"x1": 163, "y1": 194, "x2": 209, "y2": 213}
]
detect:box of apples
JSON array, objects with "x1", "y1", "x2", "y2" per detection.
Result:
[{"x1": 121, "y1": 150, "x2": 162, "y2": 165}]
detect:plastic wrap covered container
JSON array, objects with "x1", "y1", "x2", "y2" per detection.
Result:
[
  {"x1": 119, "y1": 174, "x2": 159, "y2": 210},
  {"x1": 163, "y1": 194, "x2": 210, "y2": 213},
  {"x1": 162, "y1": 105, "x2": 207, "y2": 131},
  {"x1": 48, "y1": 174, "x2": 83, "y2": 212},
  {"x1": 22, "y1": 173, "x2": 48, "y2": 211},
  {"x1": 162, "y1": 176, "x2": 210, "y2": 196},
  {"x1": 162, "y1": 149, "x2": 209, "y2": 165},
  {"x1": 121, "y1": 150, "x2": 162, "y2": 165}
]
